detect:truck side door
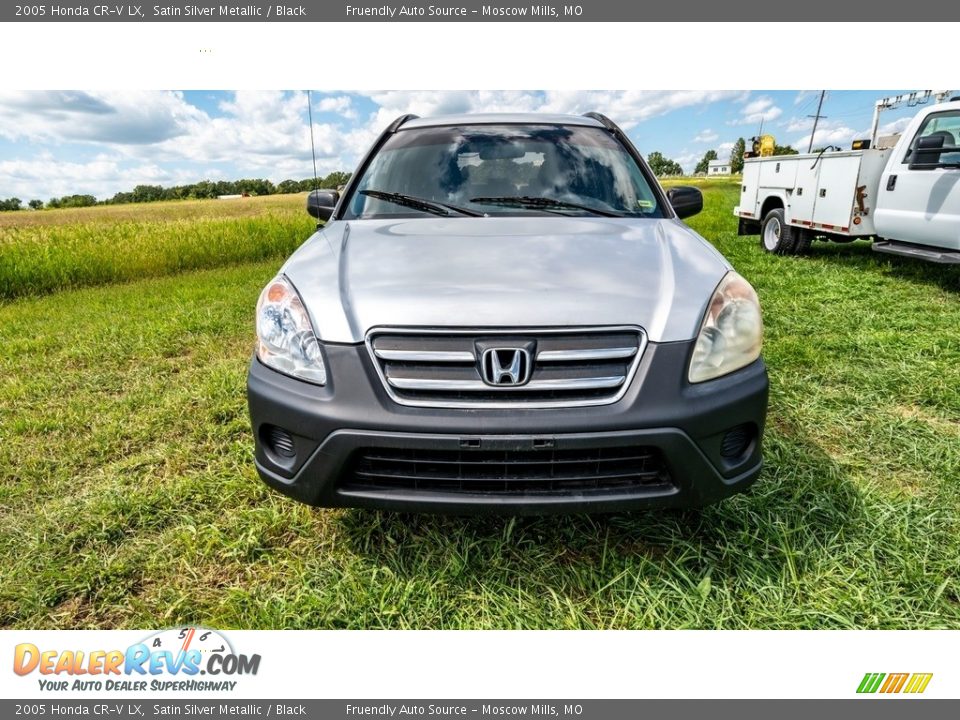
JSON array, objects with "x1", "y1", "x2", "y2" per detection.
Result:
[{"x1": 875, "y1": 108, "x2": 960, "y2": 251}]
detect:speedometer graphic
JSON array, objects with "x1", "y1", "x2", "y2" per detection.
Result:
[{"x1": 141, "y1": 627, "x2": 234, "y2": 661}]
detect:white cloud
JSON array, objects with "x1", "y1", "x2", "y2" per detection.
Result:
[
  {"x1": 784, "y1": 116, "x2": 813, "y2": 132},
  {"x1": 793, "y1": 119, "x2": 858, "y2": 150},
  {"x1": 360, "y1": 90, "x2": 746, "y2": 131},
  {"x1": 0, "y1": 90, "x2": 205, "y2": 145},
  {"x1": 792, "y1": 114, "x2": 912, "y2": 152},
  {"x1": 716, "y1": 141, "x2": 735, "y2": 157},
  {"x1": 0, "y1": 89, "x2": 756, "y2": 198},
  {"x1": 674, "y1": 151, "x2": 702, "y2": 173},
  {"x1": 730, "y1": 95, "x2": 782, "y2": 126},
  {"x1": 538, "y1": 90, "x2": 744, "y2": 129},
  {"x1": 0, "y1": 154, "x2": 197, "y2": 200},
  {"x1": 878, "y1": 116, "x2": 913, "y2": 135},
  {"x1": 0, "y1": 90, "x2": 370, "y2": 197},
  {"x1": 155, "y1": 91, "x2": 324, "y2": 168},
  {"x1": 694, "y1": 129, "x2": 719, "y2": 143},
  {"x1": 315, "y1": 95, "x2": 356, "y2": 118}
]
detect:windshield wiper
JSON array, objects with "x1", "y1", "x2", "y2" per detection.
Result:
[
  {"x1": 469, "y1": 195, "x2": 625, "y2": 218},
  {"x1": 360, "y1": 190, "x2": 485, "y2": 217}
]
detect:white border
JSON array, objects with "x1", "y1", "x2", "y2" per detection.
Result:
[
  {"x1": 1, "y1": 22, "x2": 956, "y2": 90},
  {"x1": 2, "y1": 630, "x2": 954, "y2": 699},
  {"x1": 2, "y1": 18, "x2": 956, "y2": 705}
]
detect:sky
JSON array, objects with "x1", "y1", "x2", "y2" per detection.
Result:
[{"x1": 0, "y1": 89, "x2": 932, "y2": 201}]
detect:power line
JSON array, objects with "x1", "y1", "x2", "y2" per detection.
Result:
[
  {"x1": 794, "y1": 92, "x2": 820, "y2": 116},
  {"x1": 807, "y1": 90, "x2": 827, "y2": 153}
]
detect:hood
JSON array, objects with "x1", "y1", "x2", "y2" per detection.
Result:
[{"x1": 281, "y1": 216, "x2": 731, "y2": 344}]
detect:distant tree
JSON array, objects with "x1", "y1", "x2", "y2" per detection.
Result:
[
  {"x1": 730, "y1": 138, "x2": 746, "y2": 174},
  {"x1": 321, "y1": 171, "x2": 351, "y2": 189},
  {"x1": 647, "y1": 152, "x2": 668, "y2": 174},
  {"x1": 50, "y1": 172, "x2": 356, "y2": 208},
  {"x1": 276, "y1": 179, "x2": 301, "y2": 194},
  {"x1": 132, "y1": 185, "x2": 165, "y2": 203},
  {"x1": 28, "y1": 199, "x2": 44, "y2": 210},
  {"x1": 774, "y1": 144, "x2": 799, "y2": 156},
  {"x1": 235, "y1": 178, "x2": 275, "y2": 196},
  {"x1": 695, "y1": 149, "x2": 718, "y2": 175},
  {"x1": 0, "y1": 197, "x2": 22, "y2": 211},
  {"x1": 647, "y1": 152, "x2": 683, "y2": 177},
  {"x1": 57, "y1": 194, "x2": 97, "y2": 208}
]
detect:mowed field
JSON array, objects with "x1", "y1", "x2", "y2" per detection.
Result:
[{"x1": 2, "y1": 182, "x2": 959, "y2": 629}]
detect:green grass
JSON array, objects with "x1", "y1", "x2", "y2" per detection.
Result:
[
  {"x1": 1, "y1": 186, "x2": 959, "y2": 629},
  {"x1": 0, "y1": 195, "x2": 315, "y2": 299}
]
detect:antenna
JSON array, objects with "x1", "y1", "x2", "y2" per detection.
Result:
[{"x1": 306, "y1": 90, "x2": 322, "y2": 228}]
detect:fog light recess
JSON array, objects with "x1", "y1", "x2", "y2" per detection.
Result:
[
  {"x1": 720, "y1": 424, "x2": 754, "y2": 459},
  {"x1": 262, "y1": 424, "x2": 296, "y2": 458}
]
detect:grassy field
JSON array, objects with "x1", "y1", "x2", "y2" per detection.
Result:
[
  {"x1": 1, "y1": 182, "x2": 959, "y2": 629},
  {"x1": 0, "y1": 195, "x2": 315, "y2": 299}
]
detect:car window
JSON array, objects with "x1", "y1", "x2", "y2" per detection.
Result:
[
  {"x1": 903, "y1": 110, "x2": 960, "y2": 165},
  {"x1": 342, "y1": 124, "x2": 665, "y2": 219}
]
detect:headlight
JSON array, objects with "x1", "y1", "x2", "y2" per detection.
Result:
[
  {"x1": 688, "y1": 271, "x2": 762, "y2": 383},
  {"x1": 255, "y1": 275, "x2": 327, "y2": 385}
]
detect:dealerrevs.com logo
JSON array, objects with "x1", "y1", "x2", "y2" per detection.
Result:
[
  {"x1": 857, "y1": 673, "x2": 933, "y2": 695},
  {"x1": 13, "y1": 627, "x2": 261, "y2": 692}
]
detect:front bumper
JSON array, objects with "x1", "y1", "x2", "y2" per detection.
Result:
[{"x1": 246, "y1": 340, "x2": 769, "y2": 515}]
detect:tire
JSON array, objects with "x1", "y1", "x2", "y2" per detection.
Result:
[
  {"x1": 760, "y1": 208, "x2": 797, "y2": 255},
  {"x1": 793, "y1": 228, "x2": 812, "y2": 254}
]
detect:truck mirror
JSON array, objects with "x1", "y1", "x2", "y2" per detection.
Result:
[
  {"x1": 307, "y1": 189, "x2": 339, "y2": 221},
  {"x1": 909, "y1": 134, "x2": 946, "y2": 169},
  {"x1": 667, "y1": 186, "x2": 703, "y2": 219},
  {"x1": 917, "y1": 135, "x2": 946, "y2": 149}
]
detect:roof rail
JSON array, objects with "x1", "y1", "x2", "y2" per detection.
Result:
[
  {"x1": 387, "y1": 113, "x2": 419, "y2": 133},
  {"x1": 583, "y1": 112, "x2": 618, "y2": 132}
]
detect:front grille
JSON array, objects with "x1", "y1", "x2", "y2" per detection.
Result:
[
  {"x1": 367, "y1": 327, "x2": 646, "y2": 408},
  {"x1": 344, "y1": 446, "x2": 674, "y2": 495}
]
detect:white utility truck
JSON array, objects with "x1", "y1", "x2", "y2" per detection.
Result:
[{"x1": 735, "y1": 93, "x2": 960, "y2": 263}]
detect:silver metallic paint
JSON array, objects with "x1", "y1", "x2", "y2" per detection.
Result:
[{"x1": 281, "y1": 216, "x2": 730, "y2": 344}]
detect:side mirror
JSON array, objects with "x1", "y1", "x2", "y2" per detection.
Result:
[
  {"x1": 307, "y1": 189, "x2": 339, "y2": 221},
  {"x1": 667, "y1": 186, "x2": 703, "y2": 219},
  {"x1": 909, "y1": 134, "x2": 946, "y2": 169}
]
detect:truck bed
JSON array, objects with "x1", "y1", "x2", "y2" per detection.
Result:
[{"x1": 736, "y1": 148, "x2": 893, "y2": 237}]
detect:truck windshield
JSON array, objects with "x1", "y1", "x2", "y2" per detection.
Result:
[{"x1": 341, "y1": 124, "x2": 665, "y2": 220}]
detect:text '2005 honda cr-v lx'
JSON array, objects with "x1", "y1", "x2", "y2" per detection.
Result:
[{"x1": 247, "y1": 112, "x2": 769, "y2": 514}]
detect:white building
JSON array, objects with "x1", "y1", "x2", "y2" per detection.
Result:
[{"x1": 708, "y1": 159, "x2": 732, "y2": 175}]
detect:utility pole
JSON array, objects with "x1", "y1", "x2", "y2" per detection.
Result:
[{"x1": 807, "y1": 90, "x2": 826, "y2": 153}]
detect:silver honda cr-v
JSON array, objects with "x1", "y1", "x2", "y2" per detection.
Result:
[{"x1": 247, "y1": 112, "x2": 768, "y2": 514}]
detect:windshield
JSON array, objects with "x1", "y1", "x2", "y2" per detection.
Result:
[{"x1": 342, "y1": 124, "x2": 666, "y2": 220}]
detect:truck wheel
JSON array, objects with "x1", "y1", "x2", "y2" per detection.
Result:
[
  {"x1": 793, "y1": 228, "x2": 812, "y2": 254},
  {"x1": 760, "y1": 208, "x2": 797, "y2": 255}
]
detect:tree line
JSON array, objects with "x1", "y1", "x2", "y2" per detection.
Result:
[
  {"x1": 0, "y1": 171, "x2": 352, "y2": 212},
  {"x1": 648, "y1": 137, "x2": 799, "y2": 177},
  {"x1": 3, "y1": 142, "x2": 812, "y2": 212}
]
